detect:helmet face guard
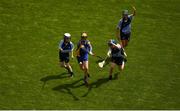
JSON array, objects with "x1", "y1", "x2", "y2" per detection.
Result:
[{"x1": 64, "y1": 36, "x2": 71, "y2": 39}]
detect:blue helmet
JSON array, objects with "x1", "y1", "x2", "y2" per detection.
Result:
[
  {"x1": 108, "y1": 39, "x2": 117, "y2": 46},
  {"x1": 64, "y1": 33, "x2": 71, "y2": 39}
]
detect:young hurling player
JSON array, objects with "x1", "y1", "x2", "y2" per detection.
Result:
[
  {"x1": 116, "y1": 6, "x2": 136, "y2": 48},
  {"x1": 76, "y1": 32, "x2": 94, "y2": 85},
  {"x1": 107, "y1": 39, "x2": 127, "y2": 80},
  {"x1": 59, "y1": 33, "x2": 74, "y2": 77}
]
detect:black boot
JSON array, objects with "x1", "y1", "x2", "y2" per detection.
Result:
[
  {"x1": 87, "y1": 73, "x2": 90, "y2": 78},
  {"x1": 109, "y1": 75, "x2": 112, "y2": 80}
]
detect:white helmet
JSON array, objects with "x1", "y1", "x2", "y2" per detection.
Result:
[{"x1": 64, "y1": 33, "x2": 71, "y2": 39}]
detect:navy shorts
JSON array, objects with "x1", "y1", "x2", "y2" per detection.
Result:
[
  {"x1": 59, "y1": 52, "x2": 69, "y2": 63},
  {"x1": 111, "y1": 57, "x2": 124, "y2": 65},
  {"x1": 120, "y1": 33, "x2": 131, "y2": 41},
  {"x1": 77, "y1": 57, "x2": 88, "y2": 64}
]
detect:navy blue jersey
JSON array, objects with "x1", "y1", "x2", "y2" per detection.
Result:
[
  {"x1": 76, "y1": 40, "x2": 92, "y2": 60},
  {"x1": 59, "y1": 40, "x2": 74, "y2": 57},
  {"x1": 117, "y1": 15, "x2": 133, "y2": 34},
  {"x1": 109, "y1": 44, "x2": 125, "y2": 59}
]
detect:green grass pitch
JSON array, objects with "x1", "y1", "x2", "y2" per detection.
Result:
[{"x1": 0, "y1": 0, "x2": 180, "y2": 109}]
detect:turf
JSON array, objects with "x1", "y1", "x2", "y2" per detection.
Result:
[{"x1": 0, "y1": 0, "x2": 180, "y2": 109}]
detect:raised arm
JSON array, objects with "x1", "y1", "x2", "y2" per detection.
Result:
[{"x1": 131, "y1": 5, "x2": 136, "y2": 16}]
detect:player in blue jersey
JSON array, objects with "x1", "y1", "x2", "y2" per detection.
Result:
[
  {"x1": 59, "y1": 33, "x2": 74, "y2": 77},
  {"x1": 76, "y1": 32, "x2": 94, "y2": 85},
  {"x1": 107, "y1": 39, "x2": 127, "y2": 80},
  {"x1": 116, "y1": 6, "x2": 136, "y2": 48}
]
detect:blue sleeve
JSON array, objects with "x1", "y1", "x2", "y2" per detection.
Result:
[{"x1": 117, "y1": 19, "x2": 122, "y2": 29}]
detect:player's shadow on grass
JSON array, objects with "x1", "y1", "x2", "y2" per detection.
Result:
[
  {"x1": 40, "y1": 72, "x2": 69, "y2": 89},
  {"x1": 52, "y1": 78, "x2": 84, "y2": 101},
  {"x1": 82, "y1": 72, "x2": 119, "y2": 97}
]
